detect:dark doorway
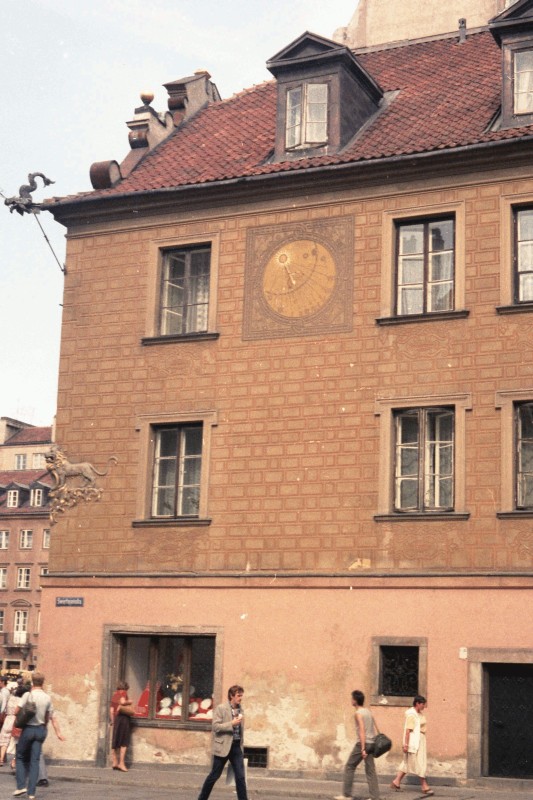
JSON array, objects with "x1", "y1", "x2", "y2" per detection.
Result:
[{"x1": 485, "y1": 662, "x2": 533, "y2": 777}]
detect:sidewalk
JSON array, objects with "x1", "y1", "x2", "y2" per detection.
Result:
[{"x1": 40, "y1": 762, "x2": 533, "y2": 800}]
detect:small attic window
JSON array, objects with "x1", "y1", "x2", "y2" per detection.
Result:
[
  {"x1": 514, "y1": 49, "x2": 533, "y2": 113},
  {"x1": 286, "y1": 82, "x2": 328, "y2": 149}
]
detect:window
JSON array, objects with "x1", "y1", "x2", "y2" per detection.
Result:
[
  {"x1": 40, "y1": 567, "x2": 49, "y2": 577},
  {"x1": 42, "y1": 529, "x2": 50, "y2": 549},
  {"x1": 0, "y1": 610, "x2": 4, "y2": 633},
  {"x1": 0, "y1": 532, "x2": 9, "y2": 550},
  {"x1": 286, "y1": 82, "x2": 328, "y2": 149},
  {"x1": 30, "y1": 489, "x2": 43, "y2": 507},
  {"x1": 151, "y1": 424, "x2": 203, "y2": 518},
  {"x1": 514, "y1": 49, "x2": 533, "y2": 115},
  {"x1": 371, "y1": 637, "x2": 427, "y2": 706},
  {"x1": 514, "y1": 208, "x2": 533, "y2": 303},
  {"x1": 374, "y1": 393, "x2": 471, "y2": 519},
  {"x1": 516, "y1": 402, "x2": 533, "y2": 509},
  {"x1": 16, "y1": 568, "x2": 30, "y2": 590},
  {"x1": 120, "y1": 634, "x2": 216, "y2": 723},
  {"x1": 32, "y1": 453, "x2": 45, "y2": 469},
  {"x1": 396, "y1": 217, "x2": 454, "y2": 316},
  {"x1": 0, "y1": 569, "x2": 7, "y2": 590},
  {"x1": 13, "y1": 610, "x2": 28, "y2": 644},
  {"x1": 394, "y1": 408, "x2": 454, "y2": 512},
  {"x1": 15, "y1": 455, "x2": 27, "y2": 470},
  {"x1": 6, "y1": 491, "x2": 18, "y2": 509},
  {"x1": 159, "y1": 246, "x2": 211, "y2": 336},
  {"x1": 19, "y1": 531, "x2": 33, "y2": 550}
]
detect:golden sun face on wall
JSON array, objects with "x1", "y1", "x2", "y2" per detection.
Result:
[
  {"x1": 243, "y1": 216, "x2": 354, "y2": 340},
  {"x1": 262, "y1": 239, "x2": 337, "y2": 318}
]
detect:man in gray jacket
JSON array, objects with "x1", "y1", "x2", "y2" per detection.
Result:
[{"x1": 197, "y1": 684, "x2": 248, "y2": 800}]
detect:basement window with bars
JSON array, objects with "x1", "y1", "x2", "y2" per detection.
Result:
[
  {"x1": 119, "y1": 634, "x2": 216, "y2": 724},
  {"x1": 243, "y1": 747, "x2": 268, "y2": 768}
]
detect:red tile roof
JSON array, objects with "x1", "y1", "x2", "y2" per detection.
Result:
[
  {"x1": 49, "y1": 31, "x2": 533, "y2": 206},
  {"x1": 3, "y1": 427, "x2": 52, "y2": 446},
  {"x1": 0, "y1": 469, "x2": 52, "y2": 517}
]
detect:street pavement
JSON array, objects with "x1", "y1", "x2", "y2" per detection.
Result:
[{"x1": 0, "y1": 763, "x2": 531, "y2": 800}]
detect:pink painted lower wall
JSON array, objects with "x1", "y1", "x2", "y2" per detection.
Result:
[{"x1": 37, "y1": 581, "x2": 533, "y2": 778}]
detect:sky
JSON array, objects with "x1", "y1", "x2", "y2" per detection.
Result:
[{"x1": 1, "y1": 0, "x2": 361, "y2": 427}]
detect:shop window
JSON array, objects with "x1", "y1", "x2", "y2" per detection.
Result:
[
  {"x1": 120, "y1": 634, "x2": 216, "y2": 724},
  {"x1": 371, "y1": 637, "x2": 427, "y2": 706}
]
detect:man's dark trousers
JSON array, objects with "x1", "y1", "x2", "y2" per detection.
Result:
[{"x1": 198, "y1": 739, "x2": 248, "y2": 800}]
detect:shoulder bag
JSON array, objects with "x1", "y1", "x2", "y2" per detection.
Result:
[
  {"x1": 15, "y1": 692, "x2": 37, "y2": 729},
  {"x1": 371, "y1": 715, "x2": 392, "y2": 758},
  {"x1": 118, "y1": 702, "x2": 135, "y2": 717}
]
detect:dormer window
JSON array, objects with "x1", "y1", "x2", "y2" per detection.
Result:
[
  {"x1": 286, "y1": 82, "x2": 328, "y2": 149},
  {"x1": 30, "y1": 489, "x2": 43, "y2": 507},
  {"x1": 514, "y1": 49, "x2": 533, "y2": 113},
  {"x1": 7, "y1": 490, "x2": 19, "y2": 508},
  {"x1": 267, "y1": 32, "x2": 383, "y2": 162},
  {"x1": 490, "y1": 0, "x2": 533, "y2": 128}
]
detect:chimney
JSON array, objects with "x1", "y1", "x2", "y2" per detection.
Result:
[
  {"x1": 458, "y1": 18, "x2": 467, "y2": 44},
  {"x1": 164, "y1": 70, "x2": 221, "y2": 126}
]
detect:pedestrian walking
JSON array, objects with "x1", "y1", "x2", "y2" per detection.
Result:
[
  {"x1": 391, "y1": 695, "x2": 433, "y2": 796},
  {"x1": 197, "y1": 684, "x2": 248, "y2": 800},
  {"x1": 13, "y1": 671, "x2": 64, "y2": 799},
  {"x1": 334, "y1": 689, "x2": 381, "y2": 800}
]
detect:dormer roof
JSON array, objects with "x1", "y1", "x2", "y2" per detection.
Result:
[
  {"x1": 266, "y1": 31, "x2": 382, "y2": 104},
  {"x1": 490, "y1": 0, "x2": 533, "y2": 43}
]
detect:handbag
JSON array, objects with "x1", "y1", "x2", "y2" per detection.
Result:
[
  {"x1": 14, "y1": 693, "x2": 37, "y2": 729},
  {"x1": 118, "y1": 703, "x2": 135, "y2": 717},
  {"x1": 372, "y1": 731, "x2": 392, "y2": 758}
]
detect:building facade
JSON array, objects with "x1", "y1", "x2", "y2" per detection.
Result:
[
  {"x1": 41, "y1": 0, "x2": 533, "y2": 784},
  {"x1": 0, "y1": 418, "x2": 53, "y2": 671}
]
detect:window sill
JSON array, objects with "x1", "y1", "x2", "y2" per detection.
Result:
[
  {"x1": 374, "y1": 512, "x2": 470, "y2": 522},
  {"x1": 133, "y1": 718, "x2": 212, "y2": 731},
  {"x1": 370, "y1": 695, "x2": 415, "y2": 707},
  {"x1": 497, "y1": 510, "x2": 533, "y2": 519},
  {"x1": 496, "y1": 303, "x2": 533, "y2": 315},
  {"x1": 132, "y1": 518, "x2": 212, "y2": 528},
  {"x1": 141, "y1": 332, "x2": 220, "y2": 346},
  {"x1": 376, "y1": 310, "x2": 469, "y2": 326}
]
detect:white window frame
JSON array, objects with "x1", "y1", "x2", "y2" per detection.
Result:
[
  {"x1": 32, "y1": 453, "x2": 45, "y2": 469},
  {"x1": 0, "y1": 532, "x2": 9, "y2": 550},
  {"x1": 42, "y1": 529, "x2": 51, "y2": 549},
  {"x1": 13, "y1": 610, "x2": 28, "y2": 644},
  {"x1": 374, "y1": 393, "x2": 472, "y2": 517},
  {"x1": 285, "y1": 81, "x2": 328, "y2": 150},
  {"x1": 16, "y1": 568, "x2": 31, "y2": 590},
  {"x1": 134, "y1": 410, "x2": 217, "y2": 524},
  {"x1": 514, "y1": 49, "x2": 533, "y2": 116},
  {"x1": 379, "y1": 201, "x2": 466, "y2": 320},
  {"x1": 15, "y1": 455, "x2": 27, "y2": 470},
  {"x1": 0, "y1": 610, "x2": 5, "y2": 633},
  {"x1": 30, "y1": 489, "x2": 43, "y2": 507},
  {"x1": 0, "y1": 569, "x2": 7, "y2": 590},
  {"x1": 6, "y1": 491, "x2": 19, "y2": 509},
  {"x1": 19, "y1": 530, "x2": 33, "y2": 550},
  {"x1": 145, "y1": 233, "x2": 220, "y2": 340}
]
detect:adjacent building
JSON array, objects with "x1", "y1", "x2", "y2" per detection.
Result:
[
  {"x1": 0, "y1": 418, "x2": 53, "y2": 671},
  {"x1": 40, "y1": 0, "x2": 533, "y2": 784}
]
